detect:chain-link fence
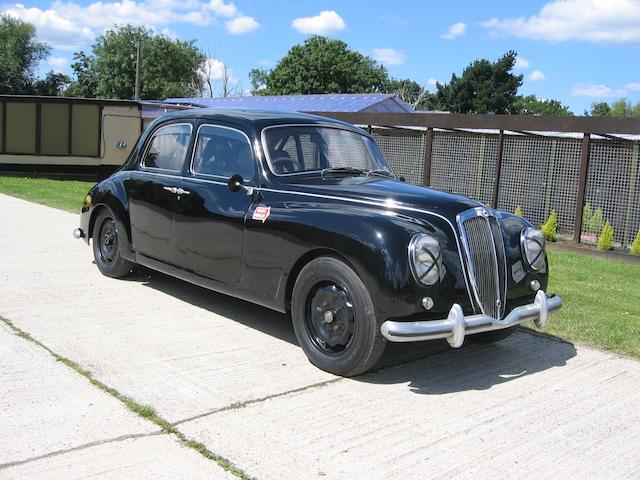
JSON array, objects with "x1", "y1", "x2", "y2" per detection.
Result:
[{"x1": 318, "y1": 112, "x2": 640, "y2": 251}]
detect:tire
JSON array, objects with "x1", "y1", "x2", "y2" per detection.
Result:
[
  {"x1": 291, "y1": 256, "x2": 386, "y2": 376},
  {"x1": 470, "y1": 326, "x2": 517, "y2": 344},
  {"x1": 91, "y1": 209, "x2": 134, "y2": 278}
]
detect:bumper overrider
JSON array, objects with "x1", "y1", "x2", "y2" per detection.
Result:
[{"x1": 381, "y1": 290, "x2": 562, "y2": 347}]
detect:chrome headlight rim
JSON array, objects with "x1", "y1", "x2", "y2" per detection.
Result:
[
  {"x1": 520, "y1": 227, "x2": 546, "y2": 271},
  {"x1": 408, "y1": 233, "x2": 442, "y2": 286}
]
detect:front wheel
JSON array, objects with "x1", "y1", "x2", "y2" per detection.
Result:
[
  {"x1": 291, "y1": 257, "x2": 386, "y2": 376},
  {"x1": 92, "y1": 209, "x2": 133, "y2": 278}
]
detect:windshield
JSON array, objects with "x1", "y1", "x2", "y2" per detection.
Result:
[{"x1": 264, "y1": 126, "x2": 393, "y2": 176}]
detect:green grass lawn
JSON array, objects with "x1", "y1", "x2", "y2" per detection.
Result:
[
  {"x1": 0, "y1": 176, "x2": 638, "y2": 358},
  {"x1": 0, "y1": 176, "x2": 95, "y2": 213},
  {"x1": 539, "y1": 247, "x2": 640, "y2": 358}
]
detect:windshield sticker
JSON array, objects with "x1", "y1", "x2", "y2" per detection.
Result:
[{"x1": 252, "y1": 206, "x2": 271, "y2": 223}]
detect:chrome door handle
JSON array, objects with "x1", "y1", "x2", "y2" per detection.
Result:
[
  {"x1": 176, "y1": 188, "x2": 190, "y2": 195},
  {"x1": 163, "y1": 186, "x2": 178, "y2": 194}
]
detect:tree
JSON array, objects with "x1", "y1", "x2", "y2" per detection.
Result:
[
  {"x1": 597, "y1": 221, "x2": 614, "y2": 251},
  {"x1": 436, "y1": 51, "x2": 523, "y2": 114},
  {"x1": 514, "y1": 95, "x2": 573, "y2": 116},
  {"x1": 382, "y1": 78, "x2": 437, "y2": 110},
  {"x1": 249, "y1": 68, "x2": 269, "y2": 95},
  {"x1": 33, "y1": 71, "x2": 71, "y2": 96},
  {"x1": 67, "y1": 25, "x2": 206, "y2": 99},
  {"x1": 589, "y1": 98, "x2": 640, "y2": 117},
  {"x1": 541, "y1": 209, "x2": 558, "y2": 241},
  {"x1": 256, "y1": 36, "x2": 388, "y2": 95},
  {"x1": 64, "y1": 52, "x2": 98, "y2": 97},
  {"x1": 0, "y1": 15, "x2": 50, "y2": 94}
]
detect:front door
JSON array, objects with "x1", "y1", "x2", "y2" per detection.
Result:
[
  {"x1": 173, "y1": 124, "x2": 257, "y2": 284},
  {"x1": 125, "y1": 122, "x2": 193, "y2": 264}
]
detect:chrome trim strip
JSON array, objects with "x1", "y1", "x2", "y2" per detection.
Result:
[
  {"x1": 381, "y1": 291, "x2": 562, "y2": 345},
  {"x1": 260, "y1": 123, "x2": 378, "y2": 177},
  {"x1": 140, "y1": 122, "x2": 193, "y2": 173}
]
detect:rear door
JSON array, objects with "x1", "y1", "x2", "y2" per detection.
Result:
[
  {"x1": 173, "y1": 123, "x2": 257, "y2": 284},
  {"x1": 124, "y1": 122, "x2": 193, "y2": 264}
]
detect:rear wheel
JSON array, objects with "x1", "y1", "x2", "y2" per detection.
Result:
[
  {"x1": 291, "y1": 257, "x2": 386, "y2": 376},
  {"x1": 92, "y1": 209, "x2": 133, "y2": 278}
]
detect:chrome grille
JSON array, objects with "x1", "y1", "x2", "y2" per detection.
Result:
[{"x1": 458, "y1": 209, "x2": 506, "y2": 319}]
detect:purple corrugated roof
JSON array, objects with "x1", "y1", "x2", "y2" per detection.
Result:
[{"x1": 162, "y1": 93, "x2": 415, "y2": 113}]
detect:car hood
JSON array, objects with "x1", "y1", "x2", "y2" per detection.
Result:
[{"x1": 283, "y1": 176, "x2": 484, "y2": 221}]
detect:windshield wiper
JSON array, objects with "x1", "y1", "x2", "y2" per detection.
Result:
[
  {"x1": 321, "y1": 167, "x2": 367, "y2": 178},
  {"x1": 366, "y1": 169, "x2": 395, "y2": 178}
]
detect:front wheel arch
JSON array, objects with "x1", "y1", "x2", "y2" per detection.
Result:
[{"x1": 285, "y1": 248, "x2": 361, "y2": 316}]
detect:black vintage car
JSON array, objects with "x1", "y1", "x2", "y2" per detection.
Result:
[{"x1": 75, "y1": 109, "x2": 562, "y2": 376}]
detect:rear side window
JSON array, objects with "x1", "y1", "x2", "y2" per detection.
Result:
[
  {"x1": 142, "y1": 123, "x2": 192, "y2": 171},
  {"x1": 191, "y1": 125, "x2": 255, "y2": 180}
]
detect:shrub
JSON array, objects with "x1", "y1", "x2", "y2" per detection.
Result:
[
  {"x1": 589, "y1": 208, "x2": 604, "y2": 234},
  {"x1": 541, "y1": 210, "x2": 558, "y2": 241},
  {"x1": 514, "y1": 205, "x2": 524, "y2": 217},
  {"x1": 582, "y1": 202, "x2": 593, "y2": 231},
  {"x1": 630, "y1": 229, "x2": 640, "y2": 256},
  {"x1": 597, "y1": 221, "x2": 614, "y2": 251}
]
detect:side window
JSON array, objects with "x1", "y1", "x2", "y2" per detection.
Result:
[
  {"x1": 191, "y1": 125, "x2": 255, "y2": 180},
  {"x1": 142, "y1": 123, "x2": 192, "y2": 171}
]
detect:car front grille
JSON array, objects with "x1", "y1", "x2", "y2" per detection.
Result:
[{"x1": 458, "y1": 209, "x2": 507, "y2": 319}]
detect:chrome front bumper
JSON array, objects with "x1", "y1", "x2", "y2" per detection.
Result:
[{"x1": 380, "y1": 290, "x2": 562, "y2": 347}]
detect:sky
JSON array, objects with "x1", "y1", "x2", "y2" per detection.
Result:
[{"x1": 2, "y1": 0, "x2": 639, "y2": 113}]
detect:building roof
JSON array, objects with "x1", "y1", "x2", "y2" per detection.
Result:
[{"x1": 162, "y1": 93, "x2": 415, "y2": 113}]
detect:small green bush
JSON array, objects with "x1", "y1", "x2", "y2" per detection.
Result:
[
  {"x1": 597, "y1": 221, "x2": 614, "y2": 251},
  {"x1": 582, "y1": 202, "x2": 593, "y2": 231},
  {"x1": 514, "y1": 205, "x2": 524, "y2": 217},
  {"x1": 541, "y1": 210, "x2": 558, "y2": 241},
  {"x1": 588, "y1": 208, "x2": 604, "y2": 234},
  {"x1": 630, "y1": 229, "x2": 640, "y2": 256}
]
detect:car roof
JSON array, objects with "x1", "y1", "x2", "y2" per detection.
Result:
[{"x1": 158, "y1": 108, "x2": 365, "y2": 134}]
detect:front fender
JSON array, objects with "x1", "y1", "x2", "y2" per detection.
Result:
[{"x1": 241, "y1": 198, "x2": 472, "y2": 319}]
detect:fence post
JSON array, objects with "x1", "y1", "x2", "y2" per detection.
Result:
[
  {"x1": 422, "y1": 127, "x2": 433, "y2": 186},
  {"x1": 573, "y1": 133, "x2": 591, "y2": 243},
  {"x1": 492, "y1": 129, "x2": 505, "y2": 209}
]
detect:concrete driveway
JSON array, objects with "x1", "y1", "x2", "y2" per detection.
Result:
[{"x1": 1, "y1": 193, "x2": 639, "y2": 479}]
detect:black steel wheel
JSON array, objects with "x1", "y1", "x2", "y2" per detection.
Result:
[
  {"x1": 291, "y1": 256, "x2": 386, "y2": 376},
  {"x1": 92, "y1": 209, "x2": 133, "y2": 278}
]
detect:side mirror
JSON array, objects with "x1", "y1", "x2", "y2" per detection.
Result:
[
  {"x1": 228, "y1": 174, "x2": 244, "y2": 192},
  {"x1": 399, "y1": 176, "x2": 406, "y2": 182}
]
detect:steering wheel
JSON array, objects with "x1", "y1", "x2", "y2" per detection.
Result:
[{"x1": 272, "y1": 157, "x2": 300, "y2": 173}]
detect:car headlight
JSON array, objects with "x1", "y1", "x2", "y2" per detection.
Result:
[
  {"x1": 521, "y1": 227, "x2": 546, "y2": 271},
  {"x1": 409, "y1": 233, "x2": 443, "y2": 285}
]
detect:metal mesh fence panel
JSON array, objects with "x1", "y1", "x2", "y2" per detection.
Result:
[
  {"x1": 497, "y1": 136, "x2": 581, "y2": 235},
  {"x1": 372, "y1": 129, "x2": 425, "y2": 184},
  {"x1": 430, "y1": 132, "x2": 498, "y2": 206},
  {"x1": 583, "y1": 140, "x2": 639, "y2": 247}
]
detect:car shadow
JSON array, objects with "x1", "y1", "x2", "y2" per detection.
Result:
[{"x1": 124, "y1": 268, "x2": 576, "y2": 395}]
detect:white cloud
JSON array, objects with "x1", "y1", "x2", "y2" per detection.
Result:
[
  {"x1": 2, "y1": 0, "x2": 259, "y2": 50},
  {"x1": 257, "y1": 59, "x2": 274, "y2": 67},
  {"x1": 482, "y1": 0, "x2": 640, "y2": 44},
  {"x1": 441, "y1": 22, "x2": 466, "y2": 40},
  {"x1": 292, "y1": 10, "x2": 346, "y2": 35},
  {"x1": 225, "y1": 15, "x2": 259, "y2": 34},
  {"x1": 528, "y1": 70, "x2": 545, "y2": 81},
  {"x1": 371, "y1": 48, "x2": 405, "y2": 66},
  {"x1": 571, "y1": 83, "x2": 625, "y2": 97},
  {"x1": 626, "y1": 82, "x2": 640, "y2": 91},
  {"x1": 514, "y1": 57, "x2": 530, "y2": 69},
  {"x1": 426, "y1": 78, "x2": 438, "y2": 88},
  {"x1": 205, "y1": 0, "x2": 237, "y2": 17},
  {"x1": 202, "y1": 58, "x2": 238, "y2": 95},
  {"x1": 48, "y1": 55, "x2": 69, "y2": 72}
]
